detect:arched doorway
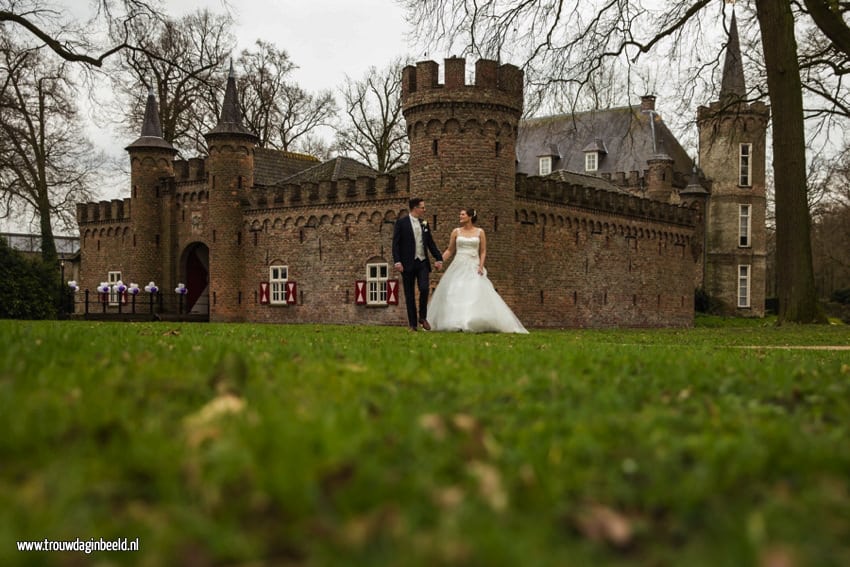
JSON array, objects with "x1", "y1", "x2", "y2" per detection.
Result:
[{"x1": 181, "y1": 242, "x2": 209, "y2": 315}]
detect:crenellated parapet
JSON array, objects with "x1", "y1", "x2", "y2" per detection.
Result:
[
  {"x1": 402, "y1": 58, "x2": 524, "y2": 120},
  {"x1": 173, "y1": 157, "x2": 207, "y2": 181},
  {"x1": 696, "y1": 99, "x2": 770, "y2": 126},
  {"x1": 77, "y1": 199, "x2": 132, "y2": 224},
  {"x1": 515, "y1": 174, "x2": 697, "y2": 227},
  {"x1": 243, "y1": 171, "x2": 409, "y2": 212}
]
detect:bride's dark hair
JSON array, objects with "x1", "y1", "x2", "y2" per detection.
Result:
[{"x1": 462, "y1": 207, "x2": 478, "y2": 223}]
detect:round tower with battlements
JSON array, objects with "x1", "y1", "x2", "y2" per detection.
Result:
[
  {"x1": 125, "y1": 89, "x2": 177, "y2": 290},
  {"x1": 204, "y1": 66, "x2": 258, "y2": 322},
  {"x1": 401, "y1": 57, "x2": 524, "y2": 298}
]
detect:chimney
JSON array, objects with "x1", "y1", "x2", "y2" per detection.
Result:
[{"x1": 640, "y1": 95, "x2": 656, "y2": 112}]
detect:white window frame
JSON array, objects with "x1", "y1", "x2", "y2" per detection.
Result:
[
  {"x1": 269, "y1": 265, "x2": 288, "y2": 305},
  {"x1": 585, "y1": 152, "x2": 598, "y2": 172},
  {"x1": 739, "y1": 143, "x2": 752, "y2": 187},
  {"x1": 738, "y1": 264, "x2": 751, "y2": 308},
  {"x1": 738, "y1": 204, "x2": 751, "y2": 247},
  {"x1": 538, "y1": 156, "x2": 552, "y2": 176},
  {"x1": 108, "y1": 271, "x2": 122, "y2": 305},
  {"x1": 366, "y1": 262, "x2": 389, "y2": 305}
]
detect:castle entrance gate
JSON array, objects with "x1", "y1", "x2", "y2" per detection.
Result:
[{"x1": 181, "y1": 242, "x2": 209, "y2": 315}]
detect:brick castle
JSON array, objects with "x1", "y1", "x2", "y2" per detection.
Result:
[{"x1": 76, "y1": 19, "x2": 767, "y2": 327}]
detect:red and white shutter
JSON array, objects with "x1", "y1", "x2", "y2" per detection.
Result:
[
  {"x1": 285, "y1": 281, "x2": 297, "y2": 305},
  {"x1": 355, "y1": 280, "x2": 367, "y2": 305},
  {"x1": 259, "y1": 282, "x2": 270, "y2": 305},
  {"x1": 387, "y1": 279, "x2": 399, "y2": 305}
]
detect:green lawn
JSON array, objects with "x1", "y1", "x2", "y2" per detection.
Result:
[{"x1": 1, "y1": 318, "x2": 849, "y2": 566}]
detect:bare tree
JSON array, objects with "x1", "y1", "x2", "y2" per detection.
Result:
[
  {"x1": 335, "y1": 58, "x2": 409, "y2": 173},
  {"x1": 0, "y1": 38, "x2": 99, "y2": 264},
  {"x1": 810, "y1": 149, "x2": 850, "y2": 299},
  {"x1": 236, "y1": 40, "x2": 337, "y2": 153},
  {"x1": 1, "y1": 0, "x2": 163, "y2": 66},
  {"x1": 108, "y1": 9, "x2": 235, "y2": 156},
  {"x1": 401, "y1": 0, "x2": 850, "y2": 324}
]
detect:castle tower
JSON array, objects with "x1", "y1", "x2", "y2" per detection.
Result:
[
  {"x1": 645, "y1": 144, "x2": 676, "y2": 203},
  {"x1": 697, "y1": 11, "x2": 770, "y2": 315},
  {"x1": 401, "y1": 58, "x2": 524, "y2": 298},
  {"x1": 204, "y1": 65, "x2": 258, "y2": 322},
  {"x1": 125, "y1": 89, "x2": 177, "y2": 290}
]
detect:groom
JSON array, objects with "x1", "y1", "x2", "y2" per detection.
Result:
[{"x1": 392, "y1": 197, "x2": 443, "y2": 331}]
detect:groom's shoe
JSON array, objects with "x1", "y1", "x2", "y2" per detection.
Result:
[{"x1": 419, "y1": 319, "x2": 431, "y2": 331}]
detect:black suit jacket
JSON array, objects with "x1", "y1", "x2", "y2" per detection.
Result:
[{"x1": 392, "y1": 215, "x2": 443, "y2": 272}]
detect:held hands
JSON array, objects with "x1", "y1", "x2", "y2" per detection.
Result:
[
  {"x1": 394, "y1": 262, "x2": 403, "y2": 273},
  {"x1": 435, "y1": 261, "x2": 443, "y2": 271}
]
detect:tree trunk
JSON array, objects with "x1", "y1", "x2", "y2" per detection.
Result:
[
  {"x1": 756, "y1": 0, "x2": 827, "y2": 323},
  {"x1": 38, "y1": 195, "x2": 58, "y2": 266}
]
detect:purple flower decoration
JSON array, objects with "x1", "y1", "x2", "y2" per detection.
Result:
[
  {"x1": 144, "y1": 281, "x2": 159, "y2": 294},
  {"x1": 113, "y1": 280, "x2": 127, "y2": 294},
  {"x1": 67, "y1": 280, "x2": 79, "y2": 293},
  {"x1": 97, "y1": 282, "x2": 110, "y2": 294},
  {"x1": 175, "y1": 283, "x2": 188, "y2": 295},
  {"x1": 128, "y1": 283, "x2": 140, "y2": 295}
]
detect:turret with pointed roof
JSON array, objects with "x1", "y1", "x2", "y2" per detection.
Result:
[
  {"x1": 126, "y1": 89, "x2": 176, "y2": 292},
  {"x1": 696, "y1": 9, "x2": 770, "y2": 316},
  {"x1": 204, "y1": 65, "x2": 258, "y2": 322}
]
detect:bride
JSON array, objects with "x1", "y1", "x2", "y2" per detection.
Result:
[{"x1": 427, "y1": 208, "x2": 528, "y2": 333}]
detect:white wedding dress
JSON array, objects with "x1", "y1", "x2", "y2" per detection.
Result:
[{"x1": 427, "y1": 232, "x2": 528, "y2": 333}]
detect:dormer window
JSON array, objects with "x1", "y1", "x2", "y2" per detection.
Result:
[
  {"x1": 539, "y1": 156, "x2": 552, "y2": 176},
  {"x1": 582, "y1": 138, "x2": 607, "y2": 173}
]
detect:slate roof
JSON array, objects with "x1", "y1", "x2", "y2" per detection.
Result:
[
  {"x1": 207, "y1": 64, "x2": 257, "y2": 139},
  {"x1": 279, "y1": 156, "x2": 378, "y2": 185},
  {"x1": 125, "y1": 89, "x2": 175, "y2": 151},
  {"x1": 720, "y1": 12, "x2": 746, "y2": 101},
  {"x1": 253, "y1": 147, "x2": 320, "y2": 186},
  {"x1": 545, "y1": 170, "x2": 629, "y2": 194},
  {"x1": 516, "y1": 104, "x2": 694, "y2": 186}
]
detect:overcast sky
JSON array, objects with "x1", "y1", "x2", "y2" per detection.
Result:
[{"x1": 170, "y1": 0, "x2": 415, "y2": 93}]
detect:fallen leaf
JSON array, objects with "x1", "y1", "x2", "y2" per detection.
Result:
[
  {"x1": 418, "y1": 413, "x2": 447, "y2": 440},
  {"x1": 576, "y1": 504, "x2": 633, "y2": 548},
  {"x1": 432, "y1": 485, "x2": 465, "y2": 510},
  {"x1": 760, "y1": 545, "x2": 797, "y2": 567},
  {"x1": 467, "y1": 461, "x2": 507, "y2": 512}
]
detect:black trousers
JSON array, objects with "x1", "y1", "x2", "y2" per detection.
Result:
[{"x1": 401, "y1": 259, "x2": 430, "y2": 328}]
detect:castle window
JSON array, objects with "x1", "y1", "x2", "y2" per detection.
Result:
[
  {"x1": 108, "y1": 271, "x2": 122, "y2": 306},
  {"x1": 432, "y1": 140, "x2": 438, "y2": 155},
  {"x1": 738, "y1": 204, "x2": 751, "y2": 247},
  {"x1": 269, "y1": 265, "x2": 288, "y2": 305},
  {"x1": 585, "y1": 152, "x2": 598, "y2": 172},
  {"x1": 366, "y1": 262, "x2": 389, "y2": 305},
  {"x1": 738, "y1": 264, "x2": 751, "y2": 308},
  {"x1": 538, "y1": 156, "x2": 552, "y2": 176},
  {"x1": 739, "y1": 143, "x2": 752, "y2": 187}
]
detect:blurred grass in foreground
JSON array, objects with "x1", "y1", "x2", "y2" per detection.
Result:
[{"x1": 1, "y1": 319, "x2": 848, "y2": 566}]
